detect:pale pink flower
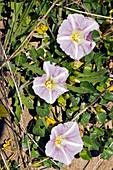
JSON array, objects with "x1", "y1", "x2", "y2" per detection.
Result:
[
  {"x1": 45, "y1": 122, "x2": 83, "y2": 165},
  {"x1": 32, "y1": 61, "x2": 69, "y2": 104},
  {"x1": 57, "y1": 13, "x2": 99, "y2": 60}
]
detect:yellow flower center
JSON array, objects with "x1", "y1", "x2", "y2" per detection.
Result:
[
  {"x1": 55, "y1": 136, "x2": 62, "y2": 146},
  {"x1": 71, "y1": 32, "x2": 81, "y2": 43},
  {"x1": 44, "y1": 77, "x2": 54, "y2": 89}
]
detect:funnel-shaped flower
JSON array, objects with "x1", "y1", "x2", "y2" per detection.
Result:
[
  {"x1": 32, "y1": 61, "x2": 69, "y2": 104},
  {"x1": 57, "y1": 13, "x2": 99, "y2": 60},
  {"x1": 45, "y1": 122, "x2": 83, "y2": 165}
]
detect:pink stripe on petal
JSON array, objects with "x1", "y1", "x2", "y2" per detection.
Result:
[
  {"x1": 58, "y1": 19, "x2": 73, "y2": 35},
  {"x1": 43, "y1": 61, "x2": 55, "y2": 77},
  {"x1": 58, "y1": 40, "x2": 76, "y2": 59},
  {"x1": 45, "y1": 141, "x2": 56, "y2": 156},
  {"x1": 51, "y1": 126, "x2": 60, "y2": 137},
  {"x1": 68, "y1": 14, "x2": 76, "y2": 30},
  {"x1": 48, "y1": 145, "x2": 71, "y2": 165},
  {"x1": 64, "y1": 144, "x2": 83, "y2": 157},
  {"x1": 34, "y1": 87, "x2": 52, "y2": 104},
  {"x1": 57, "y1": 40, "x2": 72, "y2": 51},
  {"x1": 72, "y1": 14, "x2": 85, "y2": 30},
  {"x1": 83, "y1": 22, "x2": 97, "y2": 33},
  {"x1": 64, "y1": 140, "x2": 83, "y2": 148},
  {"x1": 54, "y1": 73, "x2": 68, "y2": 83},
  {"x1": 62, "y1": 122, "x2": 80, "y2": 137},
  {"x1": 33, "y1": 75, "x2": 46, "y2": 85},
  {"x1": 33, "y1": 86, "x2": 46, "y2": 96},
  {"x1": 81, "y1": 41, "x2": 95, "y2": 54},
  {"x1": 52, "y1": 124, "x2": 65, "y2": 136},
  {"x1": 59, "y1": 147, "x2": 73, "y2": 165},
  {"x1": 52, "y1": 66, "x2": 68, "y2": 78}
]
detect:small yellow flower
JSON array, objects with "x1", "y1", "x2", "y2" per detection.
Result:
[
  {"x1": 36, "y1": 24, "x2": 48, "y2": 35},
  {"x1": 45, "y1": 117, "x2": 57, "y2": 127},
  {"x1": 108, "y1": 85, "x2": 113, "y2": 92},
  {"x1": 2, "y1": 139, "x2": 12, "y2": 150}
]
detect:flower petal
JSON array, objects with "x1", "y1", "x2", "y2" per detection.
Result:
[
  {"x1": 68, "y1": 14, "x2": 79, "y2": 30},
  {"x1": 57, "y1": 40, "x2": 76, "y2": 58},
  {"x1": 57, "y1": 36, "x2": 71, "y2": 41},
  {"x1": 46, "y1": 141, "x2": 72, "y2": 165},
  {"x1": 43, "y1": 61, "x2": 54, "y2": 77},
  {"x1": 33, "y1": 74, "x2": 46, "y2": 86},
  {"x1": 53, "y1": 69, "x2": 69, "y2": 83},
  {"x1": 57, "y1": 18, "x2": 73, "y2": 36},
  {"x1": 83, "y1": 17, "x2": 99, "y2": 33},
  {"x1": 45, "y1": 140, "x2": 56, "y2": 156},
  {"x1": 77, "y1": 40, "x2": 96, "y2": 60},
  {"x1": 70, "y1": 13, "x2": 85, "y2": 30},
  {"x1": 33, "y1": 86, "x2": 53, "y2": 104},
  {"x1": 50, "y1": 86, "x2": 68, "y2": 104},
  {"x1": 43, "y1": 61, "x2": 69, "y2": 79},
  {"x1": 62, "y1": 122, "x2": 80, "y2": 137}
]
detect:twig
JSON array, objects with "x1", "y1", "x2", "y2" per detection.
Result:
[
  {"x1": 71, "y1": 83, "x2": 113, "y2": 121},
  {"x1": 0, "y1": 149, "x2": 10, "y2": 170},
  {"x1": 0, "y1": 43, "x2": 24, "y2": 113},
  {"x1": 64, "y1": 7, "x2": 113, "y2": 20}
]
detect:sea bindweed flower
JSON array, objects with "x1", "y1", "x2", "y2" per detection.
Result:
[
  {"x1": 32, "y1": 61, "x2": 69, "y2": 104},
  {"x1": 45, "y1": 122, "x2": 83, "y2": 165},
  {"x1": 57, "y1": 13, "x2": 99, "y2": 60}
]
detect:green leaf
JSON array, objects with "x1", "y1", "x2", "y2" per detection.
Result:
[
  {"x1": 97, "y1": 112, "x2": 106, "y2": 124},
  {"x1": 77, "y1": 69, "x2": 107, "y2": 83},
  {"x1": 67, "y1": 84, "x2": 92, "y2": 94},
  {"x1": 20, "y1": 94, "x2": 33, "y2": 109},
  {"x1": 58, "y1": 95, "x2": 66, "y2": 107},
  {"x1": 31, "y1": 149, "x2": 39, "y2": 158},
  {"x1": 80, "y1": 113, "x2": 91, "y2": 125},
  {"x1": 80, "y1": 81, "x2": 96, "y2": 94},
  {"x1": 90, "y1": 139, "x2": 100, "y2": 150},
  {"x1": 70, "y1": 96, "x2": 80, "y2": 107},
  {"x1": 100, "y1": 97, "x2": 108, "y2": 104},
  {"x1": 23, "y1": 63, "x2": 45, "y2": 75},
  {"x1": 109, "y1": 107, "x2": 113, "y2": 119},
  {"x1": 36, "y1": 103, "x2": 50, "y2": 117},
  {"x1": 90, "y1": 127, "x2": 104, "y2": 138},
  {"x1": 37, "y1": 48, "x2": 44, "y2": 57},
  {"x1": 85, "y1": 51, "x2": 94, "y2": 63},
  {"x1": 33, "y1": 119, "x2": 46, "y2": 137},
  {"x1": 55, "y1": 49, "x2": 65, "y2": 56},
  {"x1": 15, "y1": 53, "x2": 27, "y2": 65},
  {"x1": 30, "y1": 47, "x2": 38, "y2": 60},
  {"x1": 80, "y1": 148, "x2": 92, "y2": 160},
  {"x1": 82, "y1": 136, "x2": 92, "y2": 147},
  {"x1": 101, "y1": 145, "x2": 113, "y2": 160},
  {"x1": 92, "y1": 30, "x2": 100, "y2": 42},
  {"x1": 22, "y1": 135, "x2": 29, "y2": 149},
  {"x1": 0, "y1": 103, "x2": 8, "y2": 119},
  {"x1": 103, "y1": 92, "x2": 113, "y2": 101}
]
